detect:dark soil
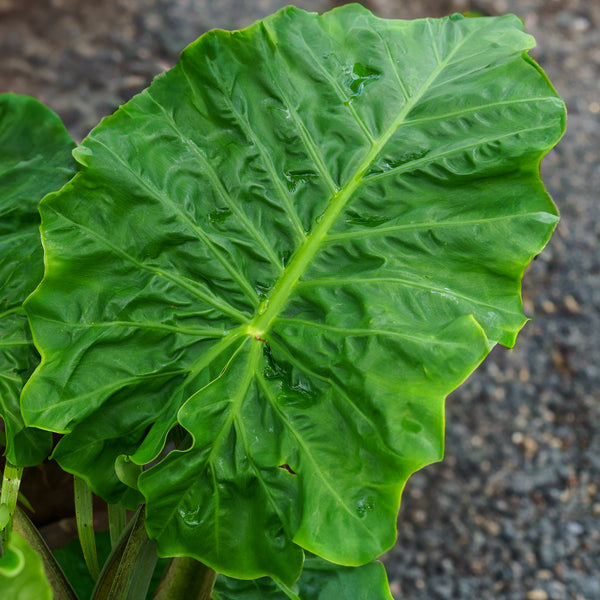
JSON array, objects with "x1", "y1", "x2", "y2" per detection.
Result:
[{"x1": 1, "y1": 1, "x2": 598, "y2": 599}]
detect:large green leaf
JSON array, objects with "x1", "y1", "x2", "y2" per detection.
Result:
[
  {"x1": 213, "y1": 557, "x2": 393, "y2": 600},
  {"x1": 21, "y1": 4, "x2": 565, "y2": 584},
  {"x1": 0, "y1": 94, "x2": 76, "y2": 465}
]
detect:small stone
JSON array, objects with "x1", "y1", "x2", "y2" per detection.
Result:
[
  {"x1": 566, "y1": 521, "x2": 584, "y2": 536},
  {"x1": 572, "y1": 17, "x2": 590, "y2": 32},
  {"x1": 523, "y1": 436, "x2": 539, "y2": 459},
  {"x1": 539, "y1": 540, "x2": 556, "y2": 568},
  {"x1": 485, "y1": 520, "x2": 501, "y2": 536},
  {"x1": 493, "y1": 387, "x2": 505, "y2": 400},
  {"x1": 580, "y1": 576, "x2": 600, "y2": 597},
  {"x1": 413, "y1": 509, "x2": 426, "y2": 523},
  {"x1": 526, "y1": 590, "x2": 548, "y2": 600},
  {"x1": 523, "y1": 297, "x2": 535, "y2": 315},
  {"x1": 542, "y1": 299, "x2": 557, "y2": 313},
  {"x1": 471, "y1": 434, "x2": 484, "y2": 447},
  {"x1": 388, "y1": 580, "x2": 401, "y2": 597},
  {"x1": 564, "y1": 294, "x2": 581, "y2": 313}
]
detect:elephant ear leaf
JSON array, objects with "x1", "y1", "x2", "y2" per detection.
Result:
[
  {"x1": 0, "y1": 94, "x2": 76, "y2": 466},
  {"x1": 213, "y1": 557, "x2": 393, "y2": 600},
  {"x1": 21, "y1": 4, "x2": 565, "y2": 585}
]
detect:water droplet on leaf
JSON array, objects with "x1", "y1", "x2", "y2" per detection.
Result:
[
  {"x1": 208, "y1": 207, "x2": 232, "y2": 224},
  {"x1": 283, "y1": 169, "x2": 317, "y2": 192},
  {"x1": 344, "y1": 209, "x2": 391, "y2": 227},
  {"x1": 356, "y1": 495, "x2": 376, "y2": 518},
  {"x1": 401, "y1": 417, "x2": 423, "y2": 434},
  {"x1": 343, "y1": 63, "x2": 381, "y2": 99}
]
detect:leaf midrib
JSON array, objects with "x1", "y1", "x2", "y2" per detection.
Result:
[{"x1": 248, "y1": 25, "x2": 478, "y2": 336}]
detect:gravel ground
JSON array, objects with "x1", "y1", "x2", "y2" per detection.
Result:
[{"x1": 1, "y1": 1, "x2": 598, "y2": 599}]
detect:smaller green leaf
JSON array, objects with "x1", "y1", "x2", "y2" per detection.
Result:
[
  {"x1": 13, "y1": 505, "x2": 77, "y2": 599},
  {"x1": 115, "y1": 455, "x2": 143, "y2": 491},
  {"x1": 16, "y1": 491, "x2": 34, "y2": 513},
  {"x1": 53, "y1": 530, "x2": 113, "y2": 600},
  {"x1": 213, "y1": 557, "x2": 393, "y2": 600},
  {"x1": 0, "y1": 93, "x2": 76, "y2": 466},
  {"x1": 0, "y1": 538, "x2": 25, "y2": 576},
  {"x1": 0, "y1": 531, "x2": 52, "y2": 600}
]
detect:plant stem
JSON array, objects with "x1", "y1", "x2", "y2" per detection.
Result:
[
  {"x1": 74, "y1": 475, "x2": 100, "y2": 580},
  {"x1": 0, "y1": 461, "x2": 23, "y2": 548},
  {"x1": 13, "y1": 506, "x2": 78, "y2": 599},
  {"x1": 92, "y1": 506, "x2": 158, "y2": 600},
  {"x1": 152, "y1": 557, "x2": 216, "y2": 600},
  {"x1": 108, "y1": 502, "x2": 127, "y2": 549},
  {"x1": 274, "y1": 579, "x2": 302, "y2": 600}
]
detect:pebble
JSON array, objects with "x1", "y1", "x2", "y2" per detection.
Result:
[
  {"x1": 564, "y1": 294, "x2": 581, "y2": 314},
  {"x1": 526, "y1": 590, "x2": 548, "y2": 600}
]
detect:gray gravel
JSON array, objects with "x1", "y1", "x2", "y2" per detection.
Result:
[{"x1": 1, "y1": 1, "x2": 598, "y2": 599}]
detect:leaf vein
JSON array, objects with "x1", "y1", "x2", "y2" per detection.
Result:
[
  {"x1": 144, "y1": 92, "x2": 284, "y2": 271},
  {"x1": 92, "y1": 135, "x2": 260, "y2": 307},
  {"x1": 325, "y1": 212, "x2": 556, "y2": 242},
  {"x1": 46, "y1": 206, "x2": 250, "y2": 323},
  {"x1": 179, "y1": 58, "x2": 307, "y2": 241},
  {"x1": 274, "y1": 317, "x2": 474, "y2": 347},
  {"x1": 256, "y1": 371, "x2": 382, "y2": 545},
  {"x1": 361, "y1": 123, "x2": 555, "y2": 185},
  {"x1": 403, "y1": 97, "x2": 563, "y2": 127},
  {"x1": 299, "y1": 42, "x2": 376, "y2": 144},
  {"x1": 295, "y1": 277, "x2": 522, "y2": 316},
  {"x1": 261, "y1": 22, "x2": 339, "y2": 193}
]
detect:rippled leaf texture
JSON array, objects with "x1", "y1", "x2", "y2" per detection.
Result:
[
  {"x1": 0, "y1": 94, "x2": 75, "y2": 465},
  {"x1": 213, "y1": 557, "x2": 393, "y2": 600},
  {"x1": 22, "y1": 4, "x2": 565, "y2": 584}
]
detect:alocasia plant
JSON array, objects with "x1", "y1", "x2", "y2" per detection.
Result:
[{"x1": 1, "y1": 3, "x2": 565, "y2": 598}]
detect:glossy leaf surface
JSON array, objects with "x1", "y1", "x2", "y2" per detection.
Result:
[
  {"x1": 213, "y1": 557, "x2": 393, "y2": 600},
  {"x1": 22, "y1": 5, "x2": 565, "y2": 583},
  {"x1": 0, "y1": 94, "x2": 75, "y2": 465}
]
